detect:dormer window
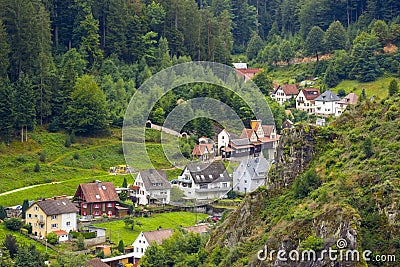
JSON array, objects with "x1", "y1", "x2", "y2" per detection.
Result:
[{"x1": 95, "y1": 194, "x2": 100, "y2": 199}]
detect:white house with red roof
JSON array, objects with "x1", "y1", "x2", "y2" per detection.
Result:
[
  {"x1": 296, "y1": 88, "x2": 321, "y2": 114},
  {"x1": 271, "y1": 84, "x2": 299, "y2": 105}
]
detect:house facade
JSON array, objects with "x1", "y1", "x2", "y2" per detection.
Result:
[
  {"x1": 74, "y1": 181, "x2": 126, "y2": 219},
  {"x1": 314, "y1": 90, "x2": 341, "y2": 116},
  {"x1": 25, "y1": 198, "x2": 77, "y2": 240},
  {"x1": 335, "y1": 93, "x2": 359, "y2": 116},
  {"x1": 296, "y1": 88, "x2": 321, "y2": 114},
  {"x1": 271, "y1": 84, "x2": 299, "y2": 105},
  {"x1": 132, "y1": 229, "x2": 174, "y2": 259},
  {"x1": 134, "y1": 169, "x2": 171, "y2": 205},
  {"x1": 233, "y1": 157, "x2": 270, "y2": 193},
  {"x1": 177, "y1": 162, "x2": 231, "y2": 201}
]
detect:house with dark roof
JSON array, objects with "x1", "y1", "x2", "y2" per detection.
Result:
[
  {"x1": 335, "y1": 92, "x2": 359, "y2": 116},
  {"x1": 271, "y1": 84, "x2": 299, "y2": 105},
  {"x1": 296, "y1": 88, "x2": 321, "y2": 114},
  {"x1": 314, "y1": 90, "x2": 341, "y2": 116},
  {"x1": 233, "y1": 157, "x2": 270, "y2": 193},
  {"x1": 177, "y1": 161, "x2": 231, "y2": 201},
  {"x1": 134, "y1": 169, "x2": 171, "y2": 205},
  {"x1": 25, "y1": 198, "x2": 77, "y2": 240},
  {"x1": 73, "y1": 181, "x2": 127, "y2": 219}
]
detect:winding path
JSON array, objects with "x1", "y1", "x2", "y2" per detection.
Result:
[{"x1": 0, "y1": 182, "x2": 61, "y2": 196}]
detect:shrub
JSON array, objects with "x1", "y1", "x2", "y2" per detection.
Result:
[
  {"x1": 34, "y1": 162, "x2": 40, "y2": 172},
  {"x1": 300, "y1": 235, "x2": 324, "y2": 251},
  {"x1": 46, "y1": 232, "x2": 58, "y2": 245},
  {"x1": 39, "y1": 151, "x2": 46, "y2": 163},
  {"x1": 64, "y1": 136, "x2": 71, "y2": 147},
  {"x1": 293, "y1": 169, "x2": 322, "y2": 198},
  {"x1": 4, "y1": 218, "x2": 23, "y2": 231},
  {"x1": 73, "y1": 152, "x2": 79, "y2": 160},
  {"x1": 23, "y1": 224, "x2": 32, "y2": 234}
]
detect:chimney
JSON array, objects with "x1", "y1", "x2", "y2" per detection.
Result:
[{"x1": 96, "y1": 180, "x2": 102, "y2": 189}]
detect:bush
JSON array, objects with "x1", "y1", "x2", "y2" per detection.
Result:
[
  {"x1": 4, "y1": 218, "x2": 23, "y2": 231},
  {"x1": 293, "y1": 169, "x2": 322, "y2": 198},
  {"x1": 300, "y1": 235, "x2": 324, "y2": 251},
  {"x1": 70, "y1": 231, "x2": 96, "y2": 239},
  {"x1": 46, "y1": 232, "x2": 58, "y2": 245},
  {"x1": 34, "y1": 162, "x2": 40, "y2": 172},
  {"x1": 39, "y1": 151, "x2": 46, "y2": 163},
  {"x1": 64, "y1": 136, "x2": 71, "y2": 147},
  {"x1": 73, "y1": 152, "x2": 79, "y2": 160},
  {"x1": 23, "y1": 224, "x2": 32, "y2": 234}
]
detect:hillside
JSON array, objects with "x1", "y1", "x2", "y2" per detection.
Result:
[
  {"x1": 205, "y1": 96, "x2": 400, "y2": 266},
  {"x1": 0, "y1": 128, "x2": 180, "y2": 207}
]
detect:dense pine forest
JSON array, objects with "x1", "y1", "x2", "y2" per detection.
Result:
[{"x1": 0, "y1": 0, "x2": 400, "y2": 141}]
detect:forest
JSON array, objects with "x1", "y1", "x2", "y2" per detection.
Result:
[{"x1": 0, "y1": 0, "x2": 400, "y2": 141}]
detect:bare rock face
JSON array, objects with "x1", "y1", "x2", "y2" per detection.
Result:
[{"x1": 267, "y1": 124, "x2": 320, "y2": 190}]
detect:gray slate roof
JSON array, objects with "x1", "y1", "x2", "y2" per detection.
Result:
[
  {"x1": 236, "y1": 158, "x2": 270, "y2": 180},
  {"x1": 36, "y1": 199, "x2": 77, "y2": 216},
  {"x1": 314, "y1": 90, "x2": 341, "y2": 102},
  {"x1": 139, "y1": 169, "x2": 171, "y2": 191},
  {"x1": 230, "y1": 138, "x2": 252, "y2": 146},
  {"x1": 186, "y1": 162, "x2": 230, "y2": 184}
]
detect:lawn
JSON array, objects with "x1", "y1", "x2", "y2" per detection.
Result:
[
  {"x1": 332, "y1": 76, "x2": 397, "y2": 99},
  {"x1": 92, "y1": 212, "x2": 209, "y2": 245}
]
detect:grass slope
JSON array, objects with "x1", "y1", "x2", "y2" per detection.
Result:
[
  {"x1": 93, "y1": 212, "x2": 208, "y2": 245},
  {"x1": 0, "y1": 128, "x2": 179, "y2": 206}
]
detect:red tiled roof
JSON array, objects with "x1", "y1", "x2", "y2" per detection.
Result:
[
  {"x1": 52, "y1": 230, "x2": 68, "y2": 236},
  {"x1": 280, "y1": 84, "x2": 299, "y2": 95},
  {"x1": 301, "y1": 88, "x2": 321, "y2": 100},
  {"x1": 192, "y1": 144, "x2": 213, "y2": 156},
  {"x1": 75, "y1": 182, "x2": 119, "y2": 203},
  {"x1": 143, "y1": 229, "x2": 173, "y2": 245}
]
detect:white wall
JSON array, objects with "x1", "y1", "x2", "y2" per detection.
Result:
[
  {"x1": 132, "y1": 232, "x2": 149, "y2": 259},
  {"x1": 61, "y1": 213, "x2": 77, "y2": 233},
  {"x1": 217, "y1": 130, "x2": 230, "y2": 155}
]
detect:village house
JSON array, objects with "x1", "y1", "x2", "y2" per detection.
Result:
[
  {"x1": 281, "y1": 119, "x2": 294, "y2": 129},
  {"x1": 177, "y1": 162, "x2": 231, "y2": 201},
  {"x1": 233, "y1": 157, "x2": 270, "y2": 193},
  {"x1": 314, "y1": 90, "x2": 341, "y2": 116},
  {"x1": 73, "y1": 181, "x2": 128, "y2": 220},
  {"x1": 191, "y1": 136, "x2": 215, "y2": 161},
  {"x1": 271, "y1": 84, "x2": 299, "y2": 105},
  {"x1": 335, "y1": 92, "x2": 359, "y2": 116},
  {"x1": 218, "y1": 120, "x2": 279, "y2": 160},
  {"x1": 132, "y1": 225, "x2": 209, "y2": 262},
  {"x1": 296, "y1": 88, "x2": 321, "y2": 114},
  {"x1": 25, "y1": 198, "x2": 77, "y2": 241},
  {"x1": 134, "y1": 169, "x2": 171, "y2": 205},
  {"x1": 233, "y1": 62, "x2": 261, "y2": 81}
]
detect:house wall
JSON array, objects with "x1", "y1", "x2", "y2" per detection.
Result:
[
  {"x1": 315, "y1": 101, "x2": 337, "y2": 116},
  {"x1": 26, "y1": 204, "x2": 63, "y2": 238},
  {"x1": 335, "y1": 103, "x2": 347, "y2": 116},
  {"x1": 61, "y1": 213, "x2": 77, "y2": 233},
  {"x1": 135, "y1": 173, "x2": 171, "y2": 205},
  {"x1": 132, "y1": 232, "x2": 149, "y2": 259},
  {"x1": 296, "y1": 91, "x2": 316, "y2": 114},
  {"x1": 233, "y1": 164, "x2": 265, "y2": 193},
  {"x1": 217, "y1": 130, "x2": 230, "y2": 155},
  {"x1": 272, "y1": 88, "x2": 295, "y2": 105}
]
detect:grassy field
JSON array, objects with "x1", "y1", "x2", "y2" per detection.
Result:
[
  {"x1": 93, "y1": 212, "x2": 209, "y2": 245},
  {"x1": 0, "y1": 127, "x2": 179, "y2": 206},
  {"x1": 332, "y1": 76, "x2": 397, "y2": 99}
]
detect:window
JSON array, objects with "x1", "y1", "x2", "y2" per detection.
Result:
[
  {"x1": 51, "y1": 224, "x2": 58, "y2": 228},
  {"x1": 66, "y1": 222, "x2": 71, "y2": 226},
  {"x1": 94, "y1": 204, "x2": 100, "y2": 209},
  {"x1": 51, "y1": 215, "x2": 57, "y2": 220},
  {"x1": 82, "y1": 204, "x2": 87, "y2": 209},
  {"x1": 244, "y1": 180, "x2": 247, "y2": 183},
  {"x1": 107, "y1": 203, "x2": 113, "y2": 208},
  {"x1": 222, "y1": 183, "x2": 228, "y2": 188},
  {"x1": 141, "y1": 248, "x2": 144, "y2": 253},
  {"x1": 28, "y1": 214, "x2": 32, "y2": 218},
  {"x1": 94, "y1": 211, "x2": 100, "y2": 216},
  {"x1": 95, "y1": 194, "x2": 100, "y2": 200},
  {"x1": 34, "y1": 206, "x2": 38, "y2": 211},
  {"x1": 34, "y1": 214, "x2": 38, "y2": 218}
]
